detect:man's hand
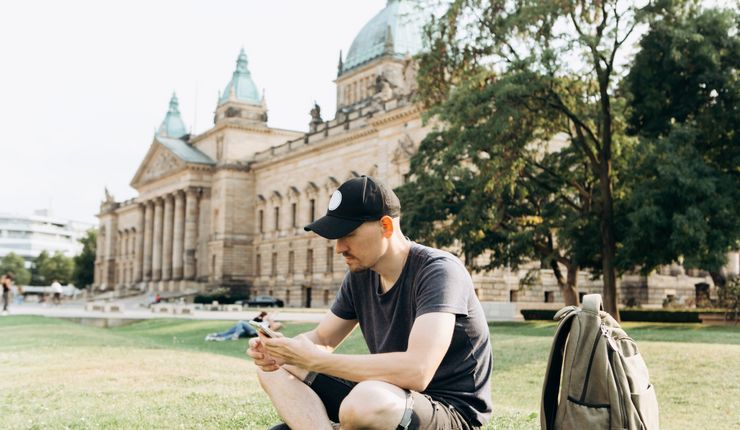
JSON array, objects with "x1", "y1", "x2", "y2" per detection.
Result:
[
  {"x1": 246, "y1": 333, "x2": 285, "y2": 372},
  {"x1": 262, "y1": 334, "x2": 325, "y2": 370}
]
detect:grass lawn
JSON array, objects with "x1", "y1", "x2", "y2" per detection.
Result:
[{"x1": 0, "y1": 316, "x2": 738, "y2": 429}]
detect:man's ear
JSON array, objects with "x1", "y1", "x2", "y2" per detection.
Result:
[{"x1": 380, "y1": 216, "x2": 394, "y2": 238}]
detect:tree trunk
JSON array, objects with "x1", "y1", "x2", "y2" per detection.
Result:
[
  {"x1": 599, "y1": 147, "x2": 620, "y2": 321},
  {"x1": 551, "y1": 259, "x2": 579, "y2": 306}
]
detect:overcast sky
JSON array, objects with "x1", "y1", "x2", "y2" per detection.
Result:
[{"x1": 0, "y1": 0, "x2": 387, "y2": 224}]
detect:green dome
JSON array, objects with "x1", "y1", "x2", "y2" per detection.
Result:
[
  {"x1": 157, "y1": 93, "x2": 188, "y2": 139},
  {"x1": 219, "y1": 48, "x2": 260, "y2": 105},
  {"x1": 341, "y1": 0, "x2": 425, "y2": 74}
]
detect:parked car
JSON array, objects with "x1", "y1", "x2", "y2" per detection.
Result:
[{"x1": 246, "y1": 295, "x2": 284, "y2": 307}]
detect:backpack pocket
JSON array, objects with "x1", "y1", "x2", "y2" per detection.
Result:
[
  {"x1": 559, "y1": 396, "x2": 610, "y2": 429},
  {"x1": 631, "y1": 384, "x2": 659, "y2": 430}
]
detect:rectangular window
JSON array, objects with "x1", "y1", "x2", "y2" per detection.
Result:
[
  {"x1": 323, "y1": 289, "x2": 330, "y2": 306},
  {"x1": 288, "y1": 251, "x2": 295, "y2": 274},
  {"x1": 309, "y1": 199, "x2": 316, "y2": 222},
  {"x1": 255, "y1": 254, "x2": 261, "y2": 277},
  {"x1": 271, "y1": 252, "x2": 277, "y2": 276},
  {"x1": 544, "y1": 291, "x2": 555, "y2": 303},
  {"x1": 306, "y1": 249, "x2": 313, "y2": 275},
  {"x1": 258, "y1": 210, "x2": 264, "y2": 233},
  {"x1": 274, "y1": 207, "x2": 280, "y2": 231},
  {"x1": 291, "y1": 203, "x2": 297, "y2": 228},
  {"x1": 326, "y1": 246, "x2": 334, "y2": 273},
  {"x1": 509, "y1": 290, "x2": 518, "y2": 302}
]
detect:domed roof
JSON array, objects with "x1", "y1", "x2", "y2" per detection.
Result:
[
  {"x1": 157, "y1": 93, "x2": 188, "y2": 139},
  {"x1": 341, "y1": 0, "x2": 425, "y2": 74},
  {"x1": 219, "y1": 48, "x2": 261, "y2": 105}
]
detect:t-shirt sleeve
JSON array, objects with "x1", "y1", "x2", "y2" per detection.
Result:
[
  {"x1": 415, "y1": 256, "x2": 471, "y2": 317},
  {"x1": 330, "y1": 272, "x2": 357, "y2": 320}
]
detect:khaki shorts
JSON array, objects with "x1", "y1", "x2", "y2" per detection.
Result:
[{"x1": 304, "y1": 372, "x2": 478, "y2": 430}]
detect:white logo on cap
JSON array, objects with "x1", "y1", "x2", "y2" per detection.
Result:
[{"x1": 328, "y1": 190, "x2": 342, "y2": 211}]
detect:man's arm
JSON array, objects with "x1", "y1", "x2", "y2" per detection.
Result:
[
  {"x1": 303, "y1": 311, "x2": 359, "y2": 352},
  {"x1": 263, "y1": 312, "x2": 456, "y2": 392},
  {"x1": 247, "y1": 310, "x2": 357, "y2": 371}
]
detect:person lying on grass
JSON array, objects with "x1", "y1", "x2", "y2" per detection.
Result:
[{"x1": 247, "y1": 176, "x2": 492, "y2": 430}]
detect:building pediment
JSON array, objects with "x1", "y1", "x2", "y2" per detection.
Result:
[{"x1": 130, "y1": 136, "x2": 214, "y2": 189}]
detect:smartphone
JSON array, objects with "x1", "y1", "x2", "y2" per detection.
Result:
[{"x1": 248, "y1": 320, "x2": 278, "y2": 338}]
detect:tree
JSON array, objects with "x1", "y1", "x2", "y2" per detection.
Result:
[
  {"x1": 31, "y1": 250, "x2": 50, "y2": 284},
  {"x1": 0, "y1": 253, "x2": 31, "y2": 286},
  {"x1": 400, "y1": 0, "x2": 650, "y2": 317},
  {"x1": 36, "y1": 251, "x2": 74, "y2": 285},
  {"x1": 620, "y1": 7, "x2": 740, "y2": 285},
  {"x1": 73, "y1": 229, "x2": 97, "y2": 288}
]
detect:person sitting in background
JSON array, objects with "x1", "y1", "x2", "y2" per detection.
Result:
[{"x1": 205, "y1": 312, "x2": 283, "y2": 341}]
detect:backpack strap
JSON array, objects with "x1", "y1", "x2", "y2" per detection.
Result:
[
  {"x1": 540, "y1": 308, "x2": 577, "y2": 430},
  {"x1": 581, "y1": 294, "x2": 603, "y2": 314}
]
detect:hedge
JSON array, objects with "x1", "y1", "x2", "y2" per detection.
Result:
[
  {"x1": 193, "y1": 292, "x2": 249, "y2": 305},
  {"x1": 520, "y1": 308, "x2": 728, "y2": 323}
]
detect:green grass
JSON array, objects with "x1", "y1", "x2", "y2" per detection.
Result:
[{"x1": 0, "y1": 316, "x2": 738, "y2": 429}]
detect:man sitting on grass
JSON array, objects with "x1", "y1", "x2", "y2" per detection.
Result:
[{"x1": 247, "y1": 176, "x2": 492, "y2": 430}]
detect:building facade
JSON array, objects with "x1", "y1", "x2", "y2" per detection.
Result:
[
  {"x1": 0, "y1": 210, "x2": 93, "y2": 264},
  {"x1": 95, "y1": 1, "x2": 736, "y2": 307}
]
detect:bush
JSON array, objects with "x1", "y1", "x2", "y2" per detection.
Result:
[
  {"x1": 193, "y1": 292, "x2": 249, "y2": 305},
  {"x1": 521, "y1": 308, "x2": 728, "y2": 323}
]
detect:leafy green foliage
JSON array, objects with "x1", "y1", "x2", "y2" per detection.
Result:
[
  {"x1": 401, "y1": 0, "x2": 648, "y2": 313},
  {"x1": 0, "y1": 252, "x2": 31, "y2": 285},
  {"x1": 621, "y1": 8, "x2": 740, "y2": 274},
  {"x1": 73, "y1": 229, "x2": 97, "y2": 288},
  {"x1": 35, "y1": 250, "x2": 74, "y2": 285}
]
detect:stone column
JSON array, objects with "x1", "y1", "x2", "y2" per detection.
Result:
[
  {"x1": 172, "y1": 191, "x2": 185, "y2": 280},
  {"x1": 152, "y1": 197, "x2": 164, "y2": 282},
  {"x1": 143, "y1": 201, "x2": 154, "y2": 281},
  {"x1": 162, "y1": 194, "x2": 174, "y2": 281},
  {"x1": 134, "y1": 204, "x2": 145, "y2": 282},
  {"x1": 184, "y1": 188, "x2": 199, "y2": 280}
]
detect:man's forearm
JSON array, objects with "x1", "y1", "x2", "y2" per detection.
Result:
[{"x1": 309, "y1": 351, "x2": 430, "y2": 392}]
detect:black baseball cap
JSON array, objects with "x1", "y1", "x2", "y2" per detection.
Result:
[{"x1": 304, "y1": 176, "x2": 401, "y2": 239}]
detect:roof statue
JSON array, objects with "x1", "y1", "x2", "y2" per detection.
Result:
[
  {"x1": 156, "y1": 93, "x2": 188, "y2": 139},
  {"x1": 309, "y1": 101, "x2": 323, "y2": 133}
]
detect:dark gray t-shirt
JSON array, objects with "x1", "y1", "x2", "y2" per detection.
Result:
[{"x1": 330, "y1": 243, "x2": 493, "y2": 426}]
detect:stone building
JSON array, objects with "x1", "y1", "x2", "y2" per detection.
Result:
[{"x1": 95, "y1": 0, "x2": 732, "y2": 310}]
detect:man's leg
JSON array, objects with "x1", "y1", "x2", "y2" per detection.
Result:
[
  {"x1": 257, "y1": 364, "x2": 334, "y2": 430},
  {"x1": 338, "y1": 381, "x2": 408, "y2": 430}
]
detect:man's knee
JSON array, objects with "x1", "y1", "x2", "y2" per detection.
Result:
[{"x1": 339, "y1": 381, "x2": 406, "y2": 429}]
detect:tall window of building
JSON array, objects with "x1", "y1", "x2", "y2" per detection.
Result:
[
  {"x1": 286, "y1": 289, "x2": 290, "y2": 305},
  {"x1": 288, "y1": 250, "x2": 295, "y2": 274},
  {"x1": 509, "y1": 290, "x2": 519, "y2": 302},
  {"x1": 306, "y1": 249, "x2": 314, "y2": 275},
  {"x1": 326, "y1": 246, "x2": 334, "y2": 273},
  {"x1": 309, "y1": 199, "x2": 316, "y2": 222},
  {"x1": 274, "y1": 207, "x2": 280, "y2": 231},
  {"x1": 271, "y1": 252, "x2": 277, "y2": 276},
  {"x1": 258, "y1": 209, "x2": 264, "y2": 233},
  {"x1": 291, "y1": 203, "x2": 297, "y2": 228},
  {"x1": 323, "y1": 289, "x2": 330, "y2": 306},
  {"x1": 255, "y1": 254, "x2": 261, "y2": 277},
  {"x1": 544, "y1": 291, "x2": 555, "y2": 303}
]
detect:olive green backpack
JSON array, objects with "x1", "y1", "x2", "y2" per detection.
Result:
[{"x1": 541, "y1": 294, "x2": 660, "y2": 429}]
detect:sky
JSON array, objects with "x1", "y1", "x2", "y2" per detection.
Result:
[{"x1": 0, "y1": 0, "x2": 388, "y2": 225}]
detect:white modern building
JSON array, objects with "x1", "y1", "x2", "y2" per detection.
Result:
[{"x1": 0, "y1": 210, "x2": 94, "y2": 264}]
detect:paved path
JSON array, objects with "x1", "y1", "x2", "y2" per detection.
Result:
[{"x1": 4, "y1": 302, "x2": 326, "y2": 323}]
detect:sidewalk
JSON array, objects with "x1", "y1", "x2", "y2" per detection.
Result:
[{"x1": 3, "y1": 301, "x2": 326, "y2": 323}]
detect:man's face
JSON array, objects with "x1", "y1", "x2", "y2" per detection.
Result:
[{"x1": 335, "y1": 221, "x2": 386, "y2": 272}]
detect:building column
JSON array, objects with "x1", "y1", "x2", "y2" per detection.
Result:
[
  {"x1": 152, "y1": 197, "x2": 164, "y2": 282},
  {"x1": 162, "y1": 194, "x2": 174, "y2": 281},
  {"x1": 134, "y1": 204, "x2": 145, "y2": 282},
  {"x1": 143, "y1": 201, "x2": 154, "y2": 281},
  {"x1": 184, "y1": 188, "x2": 199, "y2": 280},
  {"x1": 172, "y1": 191, "x2": 185, "y2": 281}
]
